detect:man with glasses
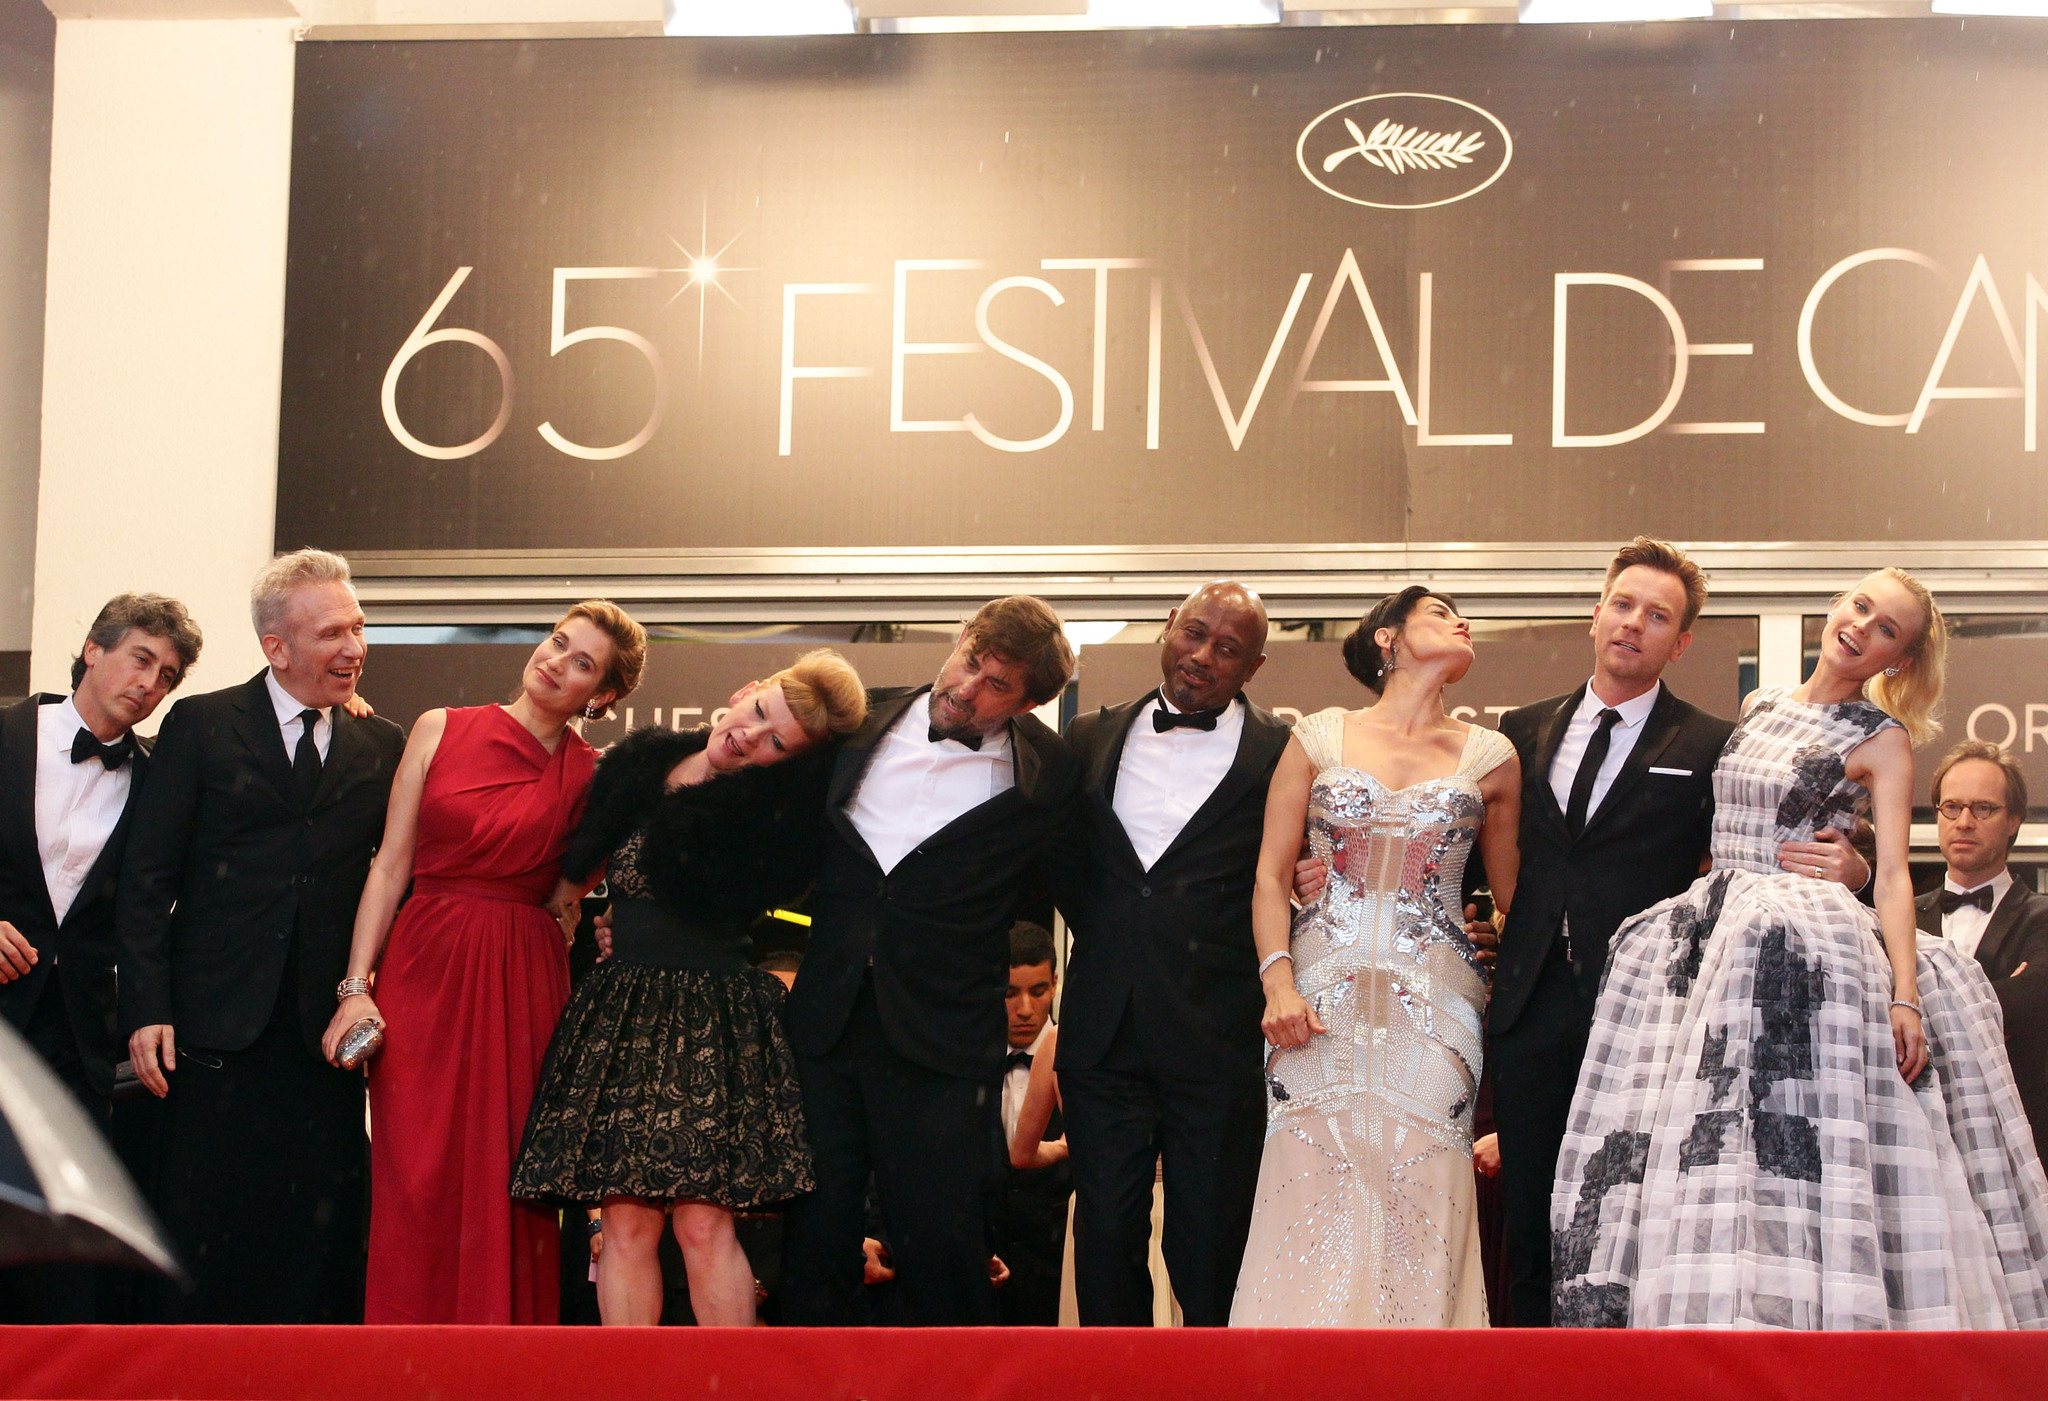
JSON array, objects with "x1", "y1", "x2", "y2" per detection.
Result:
[{"x1": 1915, "y1": 739, "x2": 2048, "y2": 1154}]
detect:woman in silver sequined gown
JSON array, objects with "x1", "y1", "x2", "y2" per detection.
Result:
[
  {"x1": 1553, "y1": 571, "x2": 2048, "y2": 1329},
  {"x1": 1231, "y1": 588, "x2": 1520, "y2": 1328}
]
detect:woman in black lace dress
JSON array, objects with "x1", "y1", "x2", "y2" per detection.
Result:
[{"x1": 512, "y1": 651, "x2": 866, "y2": 1326}]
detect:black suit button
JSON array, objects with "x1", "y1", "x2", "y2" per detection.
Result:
[
  {"x1": 1141, "y1": 885, "x2": 1152, "y2": 898},
  {"x1": 305, "y1": 816, "x2": 315, "y2": 828}
]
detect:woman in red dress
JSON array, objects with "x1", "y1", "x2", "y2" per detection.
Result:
[{"x1": 321, "y1": 600, "x2": 647, "y2": 1324}]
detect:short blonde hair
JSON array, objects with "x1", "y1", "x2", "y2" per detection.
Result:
[
  {"x1": 767, "y1": 649, "x2": 867, "y2": 739},
  {"x1": 1859, "y1": 567, "x2": 1946, "y2": 747},
  {"x1": 1604, "y1": 536, "x2": 1708, "y2": 631},
  {"x1": 251, "y1": 548, "x2": 352, "y2": 639},
  {"x1": 556, "y1": 600, "x2": 646, "y2": 721}
]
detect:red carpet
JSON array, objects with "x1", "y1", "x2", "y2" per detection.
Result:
[{"x1": 0, "y1": 1326, "x2": 2043, "y2": 1401}]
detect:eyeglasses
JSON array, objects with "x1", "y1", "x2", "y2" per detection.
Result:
[{"x1": 1937, "y1": 800, "x2": 2008, "y2": 822}]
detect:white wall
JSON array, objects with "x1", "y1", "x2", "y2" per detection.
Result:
[
  {"x1": 30, "y1": 14, "x2": 296, "y2": 708},
  {"x1": 0, "y1": 3, "x2": 52, "y2": 660}
]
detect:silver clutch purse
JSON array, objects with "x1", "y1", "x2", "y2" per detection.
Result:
[{"x1": 336, "y1": 1016, "x2": 385, "y2": 1070}]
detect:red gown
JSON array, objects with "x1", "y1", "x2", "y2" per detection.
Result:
[{"x1": 364, "y1": 705, "x2": 595, "y2": 1324}]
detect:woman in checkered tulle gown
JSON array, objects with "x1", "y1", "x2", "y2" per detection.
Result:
[{"x1": 1553, "y1": 570, "x2": 2048, "y2": 1330}]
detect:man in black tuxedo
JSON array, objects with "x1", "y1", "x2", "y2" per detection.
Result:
[
  {"x1": 782, "y1": 595, "x2": 1080, "y2": 1326},
  {"x1": 120, "y1": 548, "x2": 405, "y2": 1323},
  {"x1": 1054, "y1": 581, "x2": 1286, "y2": 1326},
  {"x1": 993, "y1": 920, "x2": 1069, "y2": 1326},
  {"x1": 1914, "y1": 740, "x2": 2048, "y2": 1155},
  {"x1": 0, "y1": 594, "x2": 200, "y2": 1322},
  {"x1": 1488, "y1": 537, "x2": 1868, "y2": 1327}
]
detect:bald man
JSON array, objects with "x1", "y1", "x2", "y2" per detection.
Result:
[{"x1": 1054, "y1": 583, "x2": 1290, "y2": 1326}]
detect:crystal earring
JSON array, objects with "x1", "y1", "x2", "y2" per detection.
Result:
[
  {"x1": 583, "y1": 701, "x2": 600, "y2": 720},
  {"x1": 1883, "y1": 666, "x2": 1900, "y2": 678}
]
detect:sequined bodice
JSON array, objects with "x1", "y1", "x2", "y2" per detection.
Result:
[
  {"x1": 1232, "y1": 707, "x2": 1515, "y2": 1328},
  {"x1": 1709, "y1": 687, "x2": 1899, "y2": 877}
]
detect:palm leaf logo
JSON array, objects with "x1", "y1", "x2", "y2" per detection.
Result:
[{"x1": 1322, "y1": 117, "x2": 1486, "y2": 176}]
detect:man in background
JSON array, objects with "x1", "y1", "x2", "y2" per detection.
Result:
[
  {"x1": 1915, "y1": 740, "x2": 2048, "y2": 1155},
  {"x1": 994, "y1": 920, "x2": 1069, "y2": 1326}
]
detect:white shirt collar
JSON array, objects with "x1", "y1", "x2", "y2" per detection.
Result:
[
  {"x1": 1152, "y1": 690, "x2": 1241, "y2": 718},
  {"x1": 1945, "y1": 868, "x2": 2013, "y2": 900},
  {"x1": 265, "y1": 669, "x2": 329, "y2": 728},
  {"x1": 1578, "y1": 678, "x2": 1661, "y2": 732},
  {"x1": 43, "y1": 693, "x2": 90, "y2": 746}
]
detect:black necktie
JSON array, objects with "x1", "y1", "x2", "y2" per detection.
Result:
[
  {"x1": 292, "y1": 708, "x2": 324, "y2": 800},
  {"x1": 928, "y1": 726, "x2": 983, "y2": 753},
  {"x1": 1007, "y1": 1049, "x2": 1033, "y2": 1073},
  {"x1": 1153, "y1": 705, "x2": 1223, "y2": 733},
  {"x1": 1939, "y1": 886, "x2": 1996, "y2": 915},
  {"x1": 1564, "y1": 708, "x2": 1622, "y2": 839},
  {"x1": 70, "y1": 728, "x2": 133, "y2": 771}
]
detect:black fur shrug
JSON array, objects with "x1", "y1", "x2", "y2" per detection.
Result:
[{"x1": 559, "y1": 725, "x2": 835, "y2": 925}]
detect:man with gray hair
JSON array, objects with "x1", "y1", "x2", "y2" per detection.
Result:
[{"x1": 120, "y1": 548, "x2": 404, "y2": 1322}]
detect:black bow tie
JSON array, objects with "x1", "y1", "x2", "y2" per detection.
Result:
[
  {"x1": 1007, "y1": 1049, "x2": 1033, "y2": 1072},
  {"x1": 1153, "y1": 704, "x2": 1224, "y2": 733},
  {"x1": 929, "y1": 726, "x2": 983, "y2": 752},
  {"x1": 1940, "y1": 886, "x2": 1997, "y2": 915},
  {"x1": 70, "y1": 728, "x2": 133, "y2": 771}
]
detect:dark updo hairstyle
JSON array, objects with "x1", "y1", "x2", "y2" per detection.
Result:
[{"x1": 1341, "y1": 586, "x2": 1460, "y2": 694}]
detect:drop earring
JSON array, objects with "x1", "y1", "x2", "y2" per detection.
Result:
[{"x1": 583, "y1": 701, "x2": 600, "y2": 720}]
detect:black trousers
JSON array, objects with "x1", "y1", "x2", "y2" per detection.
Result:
[
  {"x1": 993, "y1": 1166, "x2": 1070, "y2": 1326},
  {"x1": 1489, "y1": 940, "x2": 1593, "y2": 1329},
  {"x1": 782, "y1": 977, "x2": 1001, "y2": 1326},
  {"x1": 149, "y1": 975, "x2": 367, "y2": 1323},
  {"x1": 1059, "y1": 1009, "x2": 1266, "y2": 1327}
]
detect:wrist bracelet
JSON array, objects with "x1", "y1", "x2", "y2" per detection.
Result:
[
  {"x1": 586, "y1": 1218, "x2": 604, "y2": 1238},
  {"x1": 1258, "y1": 950, "x2": 1293, "y2": 977},
  {"x1": 1891, "y1": 999, "x2": 1923, "y2": 1016},
  {"x1": 336, "y1": 976, "x2": 372, "y2": 1001}
]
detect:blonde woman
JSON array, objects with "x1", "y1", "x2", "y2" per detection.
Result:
[
  {"x1": 511, "y1": 650, "x2": 867, "y2": 1327},
  {"x1": 1553, "y1": 569, "x2": 2048, "y2": 1329}
]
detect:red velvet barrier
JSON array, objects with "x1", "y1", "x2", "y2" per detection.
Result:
[{"x1": 0, "y1": 1325, "x2": 2043, "y2": 1401}]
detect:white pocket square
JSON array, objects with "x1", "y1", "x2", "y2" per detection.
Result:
[{"x1": 1648, "y1": 766, "x2": 1693, "y2": 776}]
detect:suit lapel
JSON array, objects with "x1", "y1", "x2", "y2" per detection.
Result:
[
  {"x1": 313, "y1": 705, "x2": 366, "y2": 810},
  {"x1": 1527, "y1": 687, "x2": 1582, "y2": 842},
  {"x1": 1581, "y1": 686, "x2": 1684, "y2": 841},
  {"x1": 230, "y1": 670, "x2": 300, "y2": 809},
  {"x1": 1153, "y1": 702, "x2": 1289, "y2": 871},
  {"x1": 1086, "y1": 696, "x2": 1152, "y2": 878},
  {"x1": 1975, "y1": 883, "x2": 2033, "y2": 974},
  {"x1": 63, "y1": 744, "x2": 148, "y2": 930},
  {"x1": 1914, "y1": 889, "x2": 1942, "y2": 939},
  {"x1": 825, "y1": 688, "x2": 923, "y2": 861},
  {"x1": 1, "y1": 696, "x2": 55, "y2": 921}
]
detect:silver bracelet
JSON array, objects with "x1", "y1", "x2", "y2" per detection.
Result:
[
  {"x1": 1891, "y1": 998, "x2": 1922, "y2": 1016},
  {"x1": 336, "y1": 976, "x2": 372, "y2": 1001},
  {"x1": 1258, "y1": 950, "x2": 1293, "y2": 977}
]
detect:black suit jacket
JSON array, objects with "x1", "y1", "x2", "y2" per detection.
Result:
[
  {"x1": 0, "y1": 694, "x2": 151, "y2": 1096},
  {"x1": 1054, "y1": 691, "x2": 1290, "y2": 1084},
  {"x1": 1916, "y1": 881, "x2": 2048, "y2": 1151},
  {"x1": 117, "y1": 670, "x2": 405, "y2": 1058},
  {"x1": 1491, "y1": 684, "x2": 1734, "y2": 1034},
  {"x1": 783, "y1": 686, "x2": 1080, "y2": 1083}
]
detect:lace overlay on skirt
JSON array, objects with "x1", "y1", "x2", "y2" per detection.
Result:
[{"x1": 1230, "y1": 708, "x2": 1511, "y2": 1327}]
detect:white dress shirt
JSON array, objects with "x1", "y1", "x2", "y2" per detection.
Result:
[
  {"x1": 265, "y1": 669, "x2": 333, "y2": 763},
  {"x1": 843, "y1": 692, "x2": 1014, "y2": 875},
  {"x1": 1111, "y1": 693, "x2": 1244, "y2": 871},
  {"x1": 1940, "y1": 869, "x2": 2013, "y2": 961},
  {"x1": 35, "y1": 696, "x2": 134, "y2": 925},
  {"x1": 1547, "y1": 680, "x2": 1662, "y2": 823},
  {"x1": 1002, "y1": 1019, "x2": 1054, "y2": 1148}
]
